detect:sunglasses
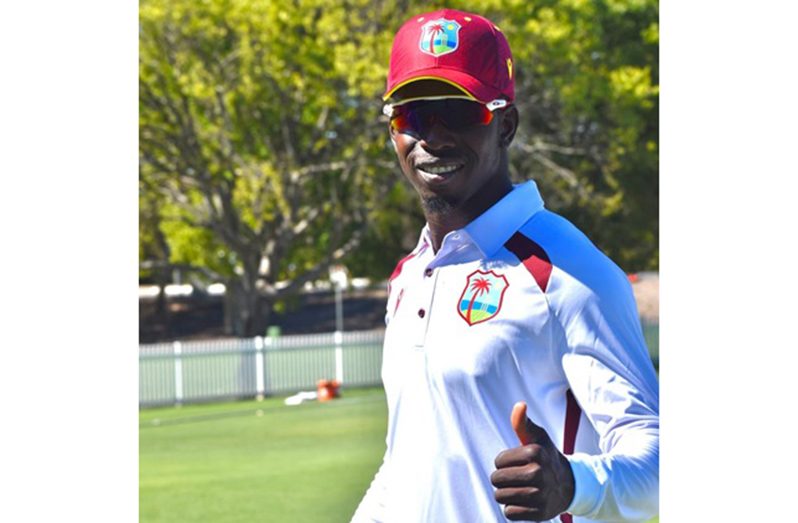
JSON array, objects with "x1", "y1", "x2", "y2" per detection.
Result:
[{"x1": 383, "y1": 97, "x2": 509, "y2": 135}]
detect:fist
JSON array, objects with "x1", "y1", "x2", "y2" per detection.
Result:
[{"x1": 490, "y1": 402, "x2": 575, "y2": 521}]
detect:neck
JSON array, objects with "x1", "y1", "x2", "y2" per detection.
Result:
[{"x1": 424, "y1": 175, "x2": 512, "y2": 252}]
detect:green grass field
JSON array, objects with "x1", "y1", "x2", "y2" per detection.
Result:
[
  {"x1": 140, "y1": 387, "x2": 658, "y2": 522},
  {"x1": 140, "y1": 388, "x2": 386, "y2": 522}
]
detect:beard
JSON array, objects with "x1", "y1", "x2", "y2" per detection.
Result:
[{"x1": 421, "y1": 195, "x2": 456, "y2": 216}]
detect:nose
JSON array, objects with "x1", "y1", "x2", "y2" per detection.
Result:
[{"x1": 419, "y1": 119, "x2": 456, "y2": 151}]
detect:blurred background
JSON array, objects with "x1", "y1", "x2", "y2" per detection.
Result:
[{"x1": 139, "y1": 0, "x2": 658, "y2": 521}]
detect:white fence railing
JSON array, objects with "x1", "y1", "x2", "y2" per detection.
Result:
[
  {"x1": 140, "y1": 321, "x2": 659, "y2": 408},
  {"x1": 139, "y1": 330, "x2": 385, "y2": 407}
]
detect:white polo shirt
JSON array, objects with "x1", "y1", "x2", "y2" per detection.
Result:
[{"x1": 352, "y1": 181, "x2": 659, "y2": 523}]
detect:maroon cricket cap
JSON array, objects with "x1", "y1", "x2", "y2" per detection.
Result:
[{"x1": 384, "y1": 9, "x2": 515, "y2": 103}]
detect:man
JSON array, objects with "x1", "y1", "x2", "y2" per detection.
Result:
[{"x1": 352, "y1": 8, "x2": 659, "y2": 523}]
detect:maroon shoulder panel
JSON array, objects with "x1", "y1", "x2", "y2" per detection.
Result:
[
  {"x1": 504, "y1": 231, "x2": 553, "y2": 293},
  {"x1": 389, "y1": 252, "x2": 416, "y2": 283},
  {"x1": 387, "y1": 243, "x2": 427, "y2": 292}
]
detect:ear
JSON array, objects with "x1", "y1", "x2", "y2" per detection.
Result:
[{"x1": 498, "y1": 105, "x2": 519, "y2": 148}]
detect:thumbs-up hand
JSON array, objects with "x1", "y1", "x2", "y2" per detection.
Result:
[{"x1": 490, "y1": 402, "x2": 575, "y2": 521}]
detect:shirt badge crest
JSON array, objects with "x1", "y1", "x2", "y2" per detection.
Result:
[
  {"x1": 457, "y1": 270, "x2": 509, "y2": 326},
  {"x1": 419, "y1": 18, "x2": 461, "y2": 57}
]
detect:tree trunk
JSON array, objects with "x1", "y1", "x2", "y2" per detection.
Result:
[
  {"x1": 223, "y1": 278, "x2": 273, "y2": 337},
  {"x1": 155, "y1": 265, "x2": 172, "y2": 338}
]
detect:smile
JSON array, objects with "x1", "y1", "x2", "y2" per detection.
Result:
[
  {"x1": 418, "y1": 164, "x2": 463, "y2": 175},
  {"x1": 415, "y1": 161, "x2": 465, "y2": 183},
  {"x1": 415, "y1": 163, "x2": 465, "y2": 186}
]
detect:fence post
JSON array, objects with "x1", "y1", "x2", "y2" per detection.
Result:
[
  {"x1": 173, "y1": 341, "x2": 183, "y2": 406},
  {"x1": 334, "y1": 331, "x2": 344, "y2": 384},
  {"x1": 264, "y1": 336, "x2": 273, "y2": 395},
  {"x1": 254, "y1": 336, "x2": 265, "y2": 401}
]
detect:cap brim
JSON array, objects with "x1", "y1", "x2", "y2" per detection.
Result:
[{"x1": 383, "y1": 68, "x2": 502, "y2": 103}]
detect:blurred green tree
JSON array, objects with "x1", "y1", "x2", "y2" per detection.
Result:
[{"x1": 140, "y1": 0, "x2": 408, "y2": 336}]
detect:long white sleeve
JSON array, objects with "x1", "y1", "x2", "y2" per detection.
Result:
[
  {"x1": 552, "y1": 247, "x2": 659, "y2": 521},
  {"x1": 563, "y1": 354, "x2": 659, "y2": 521}
]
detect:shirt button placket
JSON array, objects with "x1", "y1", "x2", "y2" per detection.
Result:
[{"x1": 413, "y1": 266, "x2": 436, "y2": 349}]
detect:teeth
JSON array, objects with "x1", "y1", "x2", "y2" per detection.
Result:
[{"x1": 420, "y1": 164, "x2": 462, "y2": 174}]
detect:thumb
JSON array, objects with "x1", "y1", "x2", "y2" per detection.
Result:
[{"x1": 510, "y1": 401, "x2": 549, "y2": 446}]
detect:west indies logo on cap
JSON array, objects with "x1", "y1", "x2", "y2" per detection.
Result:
[{"x1": 418, "y1": 18, "x2": 461, "y2": 57}]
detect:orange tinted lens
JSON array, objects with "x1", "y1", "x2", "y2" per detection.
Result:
[
  {"x1": 477, "y1": 109, "x2": 494, "y2": 126},
  {"x1": 391, "y1": 113, "x2": 411, "y2": 132}
]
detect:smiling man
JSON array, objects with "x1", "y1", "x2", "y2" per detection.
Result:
[{"x1": 352, "y1": 9, "x2": 659, "y2": 523}]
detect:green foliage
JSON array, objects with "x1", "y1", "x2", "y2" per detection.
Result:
[
  {"x1": 140, "y1": 0, "x2": 395, "y2": 252},
  {"x1": 158, "y1": 202, "x2": 237, "y2": 279},
  {"x1": 140, "y1": 0, "x2": 407, "y2": 333},
  {"x1": 485, "y1": 0, "x2": 659, "y2": 270},
  {"x1": 344, "y1": 181, "x2": 425, "y2": 278}
]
